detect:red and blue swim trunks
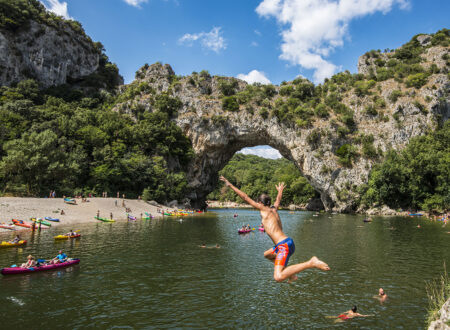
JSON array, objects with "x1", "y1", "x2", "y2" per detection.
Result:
[{"x1": 272, "y1": 237, "x2": 295, "y2": 267}]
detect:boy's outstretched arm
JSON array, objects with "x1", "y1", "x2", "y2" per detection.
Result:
[
  {"x1": 219, "y1": 176, "x2": 262, "y2": 209},
  {"x1": 273, "y1": 182, "x2": 286, "y2": 209}
]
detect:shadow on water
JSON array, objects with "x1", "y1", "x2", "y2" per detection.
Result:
[{"x1": 0, "y1": 210, "x2": 449, "y2": 328}]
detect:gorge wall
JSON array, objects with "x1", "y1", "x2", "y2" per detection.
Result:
[
  {"x1": 115, "y1": 32, "x2": 449, "y2": 212},
  {"x1": 0, "y1": 16, "x2": 101, "y2": 88}
]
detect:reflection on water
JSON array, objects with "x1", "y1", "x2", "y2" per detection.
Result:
[{"x1": 0, "y1": 210, "x2": 449, "y2": 328}]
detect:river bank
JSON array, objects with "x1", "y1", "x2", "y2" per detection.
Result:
[{"x1": 0, "y1": 197, "x2": 174, "y2": 233}]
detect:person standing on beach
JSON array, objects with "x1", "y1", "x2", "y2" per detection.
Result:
[{"x1": 219, "y1": 176, "x2": 330, "y2": 283}]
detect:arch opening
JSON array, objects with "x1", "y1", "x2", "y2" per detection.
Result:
[{"x1": 189, "y1": 144, "x2": 324, "y2": 211}]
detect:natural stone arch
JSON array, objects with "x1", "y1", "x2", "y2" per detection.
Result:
[
  {"x1": 118, "y1": 42, "x2": 449, "y2": 212},
  {"x1": 175, "y1": 110, "x2": 334, "y2": 211}
]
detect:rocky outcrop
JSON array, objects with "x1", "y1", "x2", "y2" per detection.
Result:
[
  {"x1": 429, "y1": 298, "x2": 450, "y2": 330},
  {"x1": 114, "y1": 34, "x2": 449, "y2": 211},
  {"x1": 0, "y1": 20, "x2": 100, "y2": 88}
]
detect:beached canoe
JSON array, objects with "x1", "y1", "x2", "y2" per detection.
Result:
[
  {"x1": 31, "y1": 218, "x2": 52, "y2": 227},
  {"x1": 1, "y1": 258, "x2": 80, "y2": 275},
  {"x1": 54, "y1": 234, "x2": 81, "y2": 240},
  {"x1": 127, "y1": 214, "x2": 137, "y2": 221},
  {"x1": 258, "y1": 227, "x2": 265, "y2": 232},
  {"x1": 0, "y1": 224, "x2": 15, "y2": 230},
  {"x1": 0, "y1": 240, "x2": 27, "y2": 248},
  {"x1": 12, "y1": 219, "x2": 32, "y2": 228},
  {"x1": 64, "y1": 198, "x2": 77, "y2": 205},
  {"x1": 238, "y1": 229, "x2": 252, "y2": 234},
  {"x1": 94, "y1": 216, "x2": 115, "y2": 223},
  {"x1": 44, "y1": 217, "x2": 60, "y2": 222}
]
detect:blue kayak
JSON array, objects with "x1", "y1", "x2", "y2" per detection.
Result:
[{"x1": 44, "y1": 217, "x2": 60, "y2": 222}]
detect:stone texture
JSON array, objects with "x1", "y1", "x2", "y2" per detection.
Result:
[
  {"x1": 0, "y1": 20, "x2": 100, "y2": 87},
  {"x1": 429, "y1": 298, "x2": 450, "y2": 330}
]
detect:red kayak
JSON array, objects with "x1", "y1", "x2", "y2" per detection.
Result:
[
  {"x1": 238, "y1": 229, "x2": 252, "y2": 234},
  {"x1": 258, "y1": 227, "x2": 265, "y2": 232},
  {"x1": 1, "y1": 259, "x2": 80, "y2": 275},
  {"x1": 12, "y1": 219, "x2": 32, "y2": 228}
]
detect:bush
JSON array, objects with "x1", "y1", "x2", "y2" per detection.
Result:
[
  {"x1": 336, "y1": 144, "x2": 358, "y2": 167},
  {"x1": 222, "y1": 96, "x2": 239, "y2": 112},
  {"x1": 364, "y1": 104, "x2": 378, "y2": 116},
  {"x1": 314, "y1": 103, "x2": 329, "y2": 118},
  {"x1": 388, "y1": 90, "x2": 403, "y2": 103},
  {"x1": 218, "y1": 78, "x2": 238, "y2": 96},
  {"x1": 406, "y1": 73, "x2": 429, "y2": 89},
  {"x1": 307, "y1": 129, "x2": 322, "y2": 149}
]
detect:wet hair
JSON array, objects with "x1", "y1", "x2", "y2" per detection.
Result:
[
  {"x1": 351, "y1": 306, "x2": 357, "y2": 313},
  {"x1": 257, "y1": 194, "x2": 271, "y2": 207}
]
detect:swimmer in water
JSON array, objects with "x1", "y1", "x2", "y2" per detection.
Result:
[
  {"x1": 220, "y1": 176, "x2": 330, "y2": 283},
  {"x1": 373, "y1": 288, "x2": 388, "y2": 304},
  {"x1": 330, "y1": 306, "x2": 371, "y2": 322},
  {"x1": 200, "y1": 243, "x2": 206, "y2": 248}
]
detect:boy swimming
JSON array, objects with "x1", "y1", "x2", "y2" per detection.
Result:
[{"x1": 220, "y1": 176, "x2": 330, "y2": 282}]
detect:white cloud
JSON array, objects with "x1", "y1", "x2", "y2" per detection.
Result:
[
  {"x1": 179, "y1": 27, "x2": 226, "y2": 53},
  {"x1": 237, "y1": 70, "x2": 271, "y2": 84},
  {"x1": 250, "y1": 41, "x2": 259, "y2": 47},
  {"x1": 239, "y1": 146, "x2": 282, "y2": 159},
  {"x1": 41, "y1": 0, "x2": 71, "y2": 19},
  {"x1": 123, "y1": 0, "x2": 148, "y2": 8},
  {"x1": 254, "y1": 29, "x2": 262, "y2": 36},
  {"x1": 256, "y1": 0, "x2": 409, "y2": 83}
]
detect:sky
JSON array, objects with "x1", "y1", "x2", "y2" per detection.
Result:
[{"x1": 40, "y1": 0, "x2": 449, "y2": 159}]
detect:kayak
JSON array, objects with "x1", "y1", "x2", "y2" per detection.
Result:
[
  {"x1": 31, "y1": 218, "x2": 52, "y2": 227},
  {"x1": 1, "y1": 258, "x2": 80, "y2": 275},
  {"x1": 44, "y1": 217, "x2": 60, "y2": 222},
  {"x1": 54, "y1": 234, "x2": 81, "y2": 240},
  {"x1": 64, "y1": 198, "x2": 77, "y2": 205},
  {"x1": 0, "y1": 224, "x2": 15, "y2": 230},
  {"x1": 363, "y1": 218, "x2": 372, "y2": 222},
  {"x1": 258, "y1": 227, "x2": 265, "y2": 232},
  {"x1": 12, "y1": 219, "x2": 32, "y2": 228},
  {"x1": 409, "y1": 213, "x2": 423, "y2": 217},
  {"x1": 127, "y1": 214, "x2": 137, "y2": 221},
  {"x1": 0, "y1": 240, "x2": 27, "y2": 248},
  {"x1": 94, "y1": 216, "x2": 115, "y2": 223},
  {"x1": 238, "y1": 229, "x2": 252, "y2": 234}
]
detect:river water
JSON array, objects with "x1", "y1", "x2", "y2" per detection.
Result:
[{"x1": 0, "y1": 209, "x2": 449, "y2": 329}]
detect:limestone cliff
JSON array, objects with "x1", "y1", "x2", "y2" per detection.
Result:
[
  {"x1": 0, "y1": 9, "x2": 100, "y2": 87},
  {"x1": 115, "y1": 31, "x2": 449, "y2": 212}
]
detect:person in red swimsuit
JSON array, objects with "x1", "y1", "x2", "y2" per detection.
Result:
[
  {"x1": 220, "y1": 176, "x2": 330, "y2": 283},
  {"x1": 335, "y1": 306, "x2": 370, "y2": 322}
]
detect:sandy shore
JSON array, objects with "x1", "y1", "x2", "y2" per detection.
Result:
[{"x1": 0, "y1": 197, "x2": 176, "y2": 233}]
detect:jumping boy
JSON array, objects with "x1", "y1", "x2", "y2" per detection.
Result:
[{"x1": 220, "y1": 176, "x2": 330, "y2": 282}]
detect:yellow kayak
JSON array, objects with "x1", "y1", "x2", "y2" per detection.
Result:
[
  {"x1": 54, "y1": 234, "x2": 81, "y2": 240},
  {"x1": 0, "y1": 240, "x2": 27, "y2": 247}
]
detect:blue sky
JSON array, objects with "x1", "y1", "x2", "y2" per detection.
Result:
[{"x1": 41, "y1": 0, "x2": 449, "y2": 158}]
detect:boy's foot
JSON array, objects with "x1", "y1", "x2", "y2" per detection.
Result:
[
  {"x1": 288, "y1": 275, "x2": 298, "y2": 283},
  {"x1": 310, "y1": 256, "x2": 330, "y2": 271}
]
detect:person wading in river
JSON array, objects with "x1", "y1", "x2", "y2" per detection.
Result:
[{"x1": 220, "y1": 176, "x2": 330, "y2": 283}]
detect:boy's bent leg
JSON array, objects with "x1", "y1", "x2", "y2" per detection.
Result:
[{"x1": 273, "y1": 256, "x2": 330, "y2": 283}]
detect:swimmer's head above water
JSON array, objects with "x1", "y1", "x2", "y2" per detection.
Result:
[
  {"x1": 351, "y1": 306, "x2": 357, "y2": 313},
  {"x1": 379, "y1": 288, "x2": 385, "y2": 296}
]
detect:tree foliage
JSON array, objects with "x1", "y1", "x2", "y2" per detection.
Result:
[
  {"x1": 360, "y1": 121, "x2": 450, "y2": 211},
  {"x1": 208, "y1": 154, "x2": 318, "y2": 206}
]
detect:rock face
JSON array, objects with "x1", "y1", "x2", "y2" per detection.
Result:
[
  {"x1": 0, "y1": 20, "x2": 100, "y2": 88},
  {"x1": 115, "y1": 34, "x2": 449, "y2": 211},
  {"x1": 429, "y1": 298, "x2": 450, "y2": 330}
]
